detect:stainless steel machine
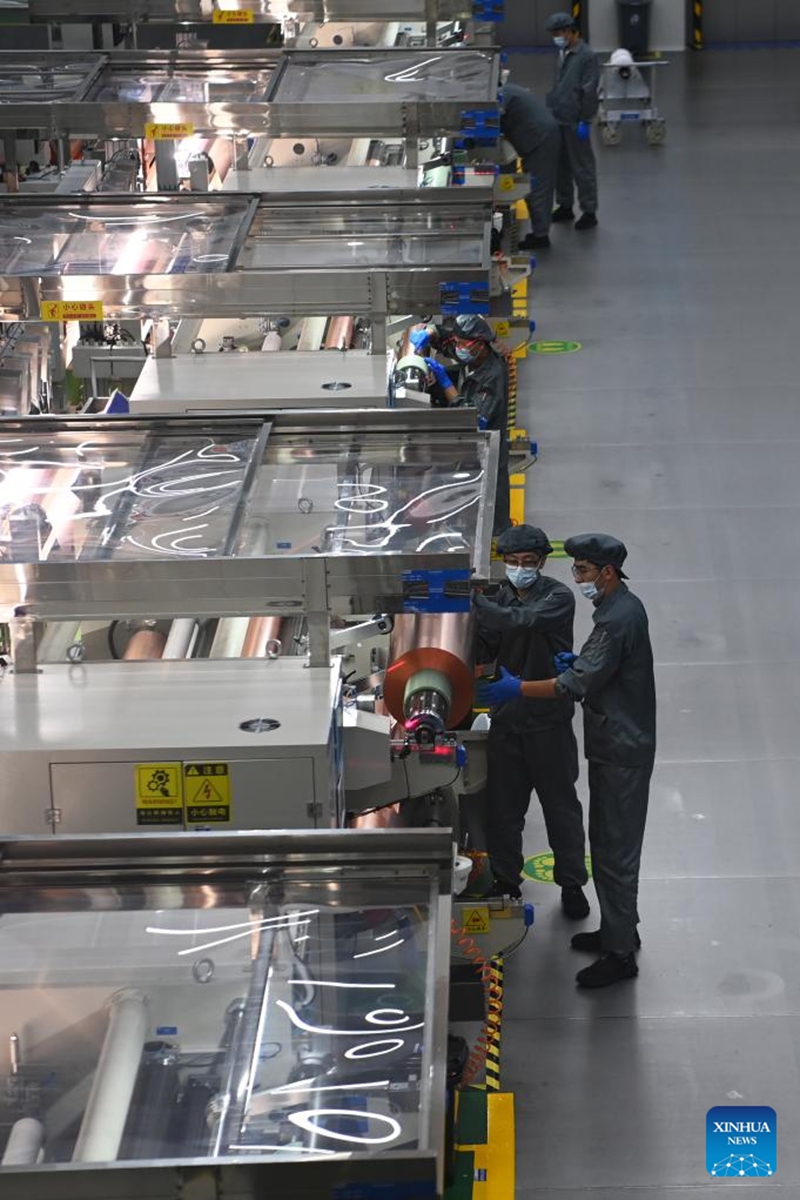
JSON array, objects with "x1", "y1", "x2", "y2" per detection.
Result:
[{"x1": 0, "y1": 829, "x2": 453, "y2": 1198}]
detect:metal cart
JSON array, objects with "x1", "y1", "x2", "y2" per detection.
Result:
[{"x1": 598, "y1": 56, "x2": 668, "y2": 146}]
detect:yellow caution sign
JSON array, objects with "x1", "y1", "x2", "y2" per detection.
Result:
[
  {"x1": 40, "y1": 300, "x2": 104, "y2": 322},
  {"x1": 145, "y1": 122, "x2": 195, "y2": 140},
  {"x1": 135, "y1": 762, "x2": 183, "y2": 827},
  {"x1": 213, "y1": 6, "x2": 255, "y2": 20},
  {"x1": 462, "y1": 906, "x2": 490, "y2": 935},
  {"x1": 498, "y1": 175, "x2": 515, "y2": 192},
  {"x1": 183, "y1": 762, "x2": 232, "y2": 824},
  {"x1": 493, "y1": 320, "x2": 510, "y2": 338}
]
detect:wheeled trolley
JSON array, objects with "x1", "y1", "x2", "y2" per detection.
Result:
[{"x1": 598, "y1": 51, "x2": 669, "y2": 146}]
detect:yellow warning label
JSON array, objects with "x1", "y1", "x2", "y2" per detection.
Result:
[
  {"x1": 498, "y1": 175, "x2": 515, "y2": 192},
  {"x1": 183, "y1": 762, "x2": 232, "y2": 824},
  {"x1": 493, "y1": 320, "x2": 510, "y2": 338},
  {"x1": 40, "y1": 300, "x2": 104, "y2": 322},
  {"x1": 213, "y1": 7, "x2": 255, "y2": 21},
  {"x1": 461, "y1": 906, "x2": 490, "y2": 935},
  {"x1": 145, "y1": 122, "x2": 195, "y2": 140},
  {"x1": 135, "y1": 762, "x2": 183, "y2": 826}
]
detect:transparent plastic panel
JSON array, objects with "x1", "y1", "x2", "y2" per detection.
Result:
[
  {"x1": 0, "y1": 874, "x2": 434, "y2": 1165},
  {"x1": 272, "y1": 50, "x2": 494, "y2": 104},
  {"x1": 0, "y1": 199, "x2": 251, "y2": 277},
  {"x1": 0, "y1": 422, "x2": 265, "y2": 564},
  {"x1": 240, "y1": 204, "x2": 485, "y2": 269},
  {"x1": 237, "y1": 430, "x2": 485, "y2": 556},
  {"x1": 86, "y1": 67, "x2": 276, "y2": 105},
  {"x1": 0, "y1": 61, "x2": 95, "y2": 104}
]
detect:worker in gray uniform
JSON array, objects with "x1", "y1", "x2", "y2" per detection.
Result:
[
  {"x1": 500, "y1": 82, "x2": 560, "y2": 250},
  {"x1": 545, "y1": 11, "x2": 600, "y2": 230},
  {"x1": 420, "y1": 315, "x2": 510, "y2": 535},
  {"x1": 479, "y1": 534, "x2": 656, "y2": 989},
  {"x1": 474, "y1": 525, "x2": 589, "y2": 917}
]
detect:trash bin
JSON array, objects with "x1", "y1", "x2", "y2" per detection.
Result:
[{"x1": 616, "y1": 0, "x2": 653, "y2": 57}]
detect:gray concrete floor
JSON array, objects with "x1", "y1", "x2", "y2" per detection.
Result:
[{"x1": 505, "y1": 48, "x2": 800, "y2": 1193}]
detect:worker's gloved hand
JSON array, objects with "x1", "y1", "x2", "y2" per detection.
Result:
[
  {"x1": 477, "y1": 414, "x2": 489, "y2": 431},
  {"x1": 409, "y1": 328, "x2": 430, "y2": 354},
  {"x1": 477, "y1": 666, "x2": 522, "y2": 707},
  {"x1": 554, "y1": 650, "x2": 578, "y2": 674},
  {"x1": 576, "y1": 121, "x2": 591, "y2": 141},
  {"x1": 424, "y1": 357, "x2": 452, "y2": 390}
]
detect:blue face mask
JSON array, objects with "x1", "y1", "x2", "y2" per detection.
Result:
[
  {"x1": 507, "y1": 565, "x2": 539, "y2": 591},
  {"x1": 455, "y1": 346, "x2": 476, "y2": 363},
  {"x1": 553, "y1": 35, "x2": 568, "y2": 48}
]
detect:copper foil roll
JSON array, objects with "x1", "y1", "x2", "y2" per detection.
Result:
[{"x1": 383, "y1": 613, "x2": 475, "y2": 729}]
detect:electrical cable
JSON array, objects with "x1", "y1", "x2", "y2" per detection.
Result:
[
  {"x1": 107, "y1": 620, "x2": 123, "y2": 660},
  {"x1": 347, "y1": 765, "x2": 462, "y2": 821}
]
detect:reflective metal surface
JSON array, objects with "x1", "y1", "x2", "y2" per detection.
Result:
[
  {"x1": 0, "y1": 49, "x2": 500, "y2": 139},
  {"x1": 0, "y1": 410, "x2": 496, "y2": 618},
  {"x1": 0, "y1": 190, "x2": 496, "y2": 319},
  {"x1": 26, "y1": 0, "x2": 480, "y2": 22},
  {"x1": 0, "y1": 830, "x2": 451, "y2": 1192}
]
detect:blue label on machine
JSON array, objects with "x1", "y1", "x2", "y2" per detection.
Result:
[
  {"x1": 439, "y1": 281, "x2": 490, "y2": 316},
  {"x1": 459, "y1": 107, "x2": 500, "y2": 144},
  {"x1": 472, "y1": 0, "x2": 504, "y2": 19},
  {"x1": 403, "y1": 568, "x2": 471, "y2": 613}
]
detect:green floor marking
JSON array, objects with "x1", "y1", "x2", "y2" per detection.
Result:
[{"x1": 524, "y1": 852, "x2": 593, "y2": 883}]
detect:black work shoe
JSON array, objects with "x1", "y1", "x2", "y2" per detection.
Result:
[
  {"x1": 571, "y1": 929, "x2": 641, "y2": 953},
  {"x1": 551, "y1": 206, "x2": 575, "y2": 223},
  {"x1": 574, "y1": 212, "x2": 598, "y2": 230},
  {"x1": 485, "y1": 879, "x2": 522, "y2": 900},
  {"x1": 519, "y1": 233, "x2": 551, "y2": 250},
  {"x1": 561, "y1": 885, "x2": 590, "y2": 920},
  {"x1": 576, "y1": 952, "x2": 638, "y2": 988}
]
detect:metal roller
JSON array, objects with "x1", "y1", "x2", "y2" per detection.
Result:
[{"x1": 383, "y1": 613, "x2": 475, "y2": 744}]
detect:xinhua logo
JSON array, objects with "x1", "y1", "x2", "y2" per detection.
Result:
[{"x1": 706, "y1": 1107, "x2": 776, "y2": 1178}]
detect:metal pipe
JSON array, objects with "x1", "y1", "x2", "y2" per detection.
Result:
[
  {"x1": 2, "y1": 1119, "x2": 45, "y2": 1166},
  {"x1": 123, "y1": 627, "x2": 167, "y2": 660},
  {"x1": 241, "y1": 617, "x2": 283, "y2": 659},
  {"x1": 72, "y1": 989, "x2": 148, "y2": 1164},
  {"x1": 162, "y1": 618, "x2": 197, "y2": 660}
]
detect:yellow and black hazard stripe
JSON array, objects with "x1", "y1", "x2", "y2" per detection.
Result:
[
  {"x1": 571, "y1": 0, "x2": 583, "y2": 37},
  {"x1": 485, "y1": 955, "x2": 504, "y2": 1091},
  {"x1": 506, "y1": 353, "x2": 518, "y2": 430},
  {"x1": 691, "y1": 0, "x2": 703, "y2": 50}
]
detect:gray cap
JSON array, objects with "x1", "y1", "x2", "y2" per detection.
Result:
[
  {"x1": 454, "y1": 314, "x2": 496, "y2": 343},
  {"x1": 497, "y1": 524, "x2": 553, "y2": 556},
  {"x1": 564, "y1": 533, "x2": 629, "y2": 578},
  {"x1": 546, "y1": 10, "x2": 576, "y2": 30}
]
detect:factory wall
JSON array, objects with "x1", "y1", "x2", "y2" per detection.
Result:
[
  {"x1": 700, "y1": 0, "x2": 800, "y2": 44},
  {"x1": 500, "y1": 0, "x2": 687, "y2": 50}
]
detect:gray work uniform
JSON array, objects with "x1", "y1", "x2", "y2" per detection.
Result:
[
  {"x1": 460, "y1": 349, "x2": 510, "y2": 534},
  {"x1": 546, "y1": 40, "x2": 600, "y2": 215},
  {"x1": 476, "y1": 577, "x2": 587, "y2": 889},
  {"x1": 500, "y1": 83, "x2": 560, "y2": 238},
  {"x1": 555, "y1": 584, "x2": 656, "y2": 954}
]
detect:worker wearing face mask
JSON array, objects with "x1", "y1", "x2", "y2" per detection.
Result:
[
  {"x1": 473, "y1": 525, "x2": 589, "y2": 917},
  {"x1": 545, "y1": 12, "x2": 600, "y2": 231},
  {"x1": 478, "y1": 534, "x2": 656, "y2": 988},
  {"x1": 420, "y1": 314, "x2": 511, "y2": 534}
]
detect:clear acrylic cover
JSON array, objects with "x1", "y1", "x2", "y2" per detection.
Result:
[{"x1": 272, "y1": 50, "x2": 495, "y2": 104}]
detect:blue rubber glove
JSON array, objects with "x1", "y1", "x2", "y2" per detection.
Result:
[
  {"x1": 477, "y1": 414, "x2": 489, "y2": 431},
  {"x1": 409, "y1": 328, "x2": 430, "y2": 353},
  {"x1": 576, "y1": 121, "x2": 590, "y2": 142},
  {"x1": 477, "y1": 666, "x2": 522, "y2": 707},
  {"x1": 424, "y1": 357, "x2": 453, "y2": 390},
  {"x1": 554, "y1": 651, "x2": 578, "y2": 674}
]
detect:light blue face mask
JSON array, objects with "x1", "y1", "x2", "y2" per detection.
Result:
[
  {"x1": 455, "y1": 346, "x2": 476, "y2": 363},
  {"x1": 579, "y1": 579, "x2": 602, "y2": 601},
  {"x1": 553, "y1": 35, "x2": 568, "y2": 48},
  {"x1": 507, "y1": 565, "x2": 540, "y2": 591}
]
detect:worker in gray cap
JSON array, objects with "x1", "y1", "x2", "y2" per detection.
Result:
[
  {"x1": 474, "y1": 524, "x2": 589, "y2": 915},
  {"x1": 421, "y1": 314, "x2": 510, "y2": 533},
  {"x1": 545, "y1": 11, "x2": 600, "y2": 230},
  {"x1": 479, "y1": 532, "x2": 655, "y2": 988},
  {"x1": 500, "y1": 81, "x2": 560, "y2": 250}
]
